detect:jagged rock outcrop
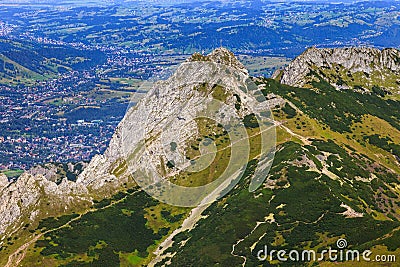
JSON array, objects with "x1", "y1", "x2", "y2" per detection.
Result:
[
  {"x1": 27, "y1": 162, "x2": 87, "y2": 184},
  {"x1": 188, "y1": 47, "x2": 249, "y2": 75},
  {"x1": 0, "y1": 161, "x2": 92, "y2": 238},
  {"x1": 274, "y1": 47, "x2": 400, "y2": 93},
  {"x1": 28, "y1": 165, "x2": 60, "y2": 183},
  {"x1": 0, "y1": 173, "x2": 89, "y2": 237}
]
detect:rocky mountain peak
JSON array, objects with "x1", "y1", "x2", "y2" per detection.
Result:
[
  {"x1": 274, "y1": 47, "x2": 400, "y2": 94},
  {"x1": 188, "y1": 47, "x2": 248, "y2": 74},
  {"x1": 78, "y1": 46, "x2": 275, "y2": 207}
]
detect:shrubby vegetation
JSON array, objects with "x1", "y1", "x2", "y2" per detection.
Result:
[
  {"x1": 364, "y1": 134, "x2": 400, "y2": 157},
  {"x1": 258, "y1": 77, "x2": 400, "y2": 133},
  {"x1": 162, "y1": 140, "x2": 400, "y2": 266},
  {"x1": 33, "y1": 191, "x2": 168, "y2": 266},
  {"x1": 281, "y1": 103, "x2": 297, "y2": 118}
]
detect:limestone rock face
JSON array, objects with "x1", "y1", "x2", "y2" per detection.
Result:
[
  {"x1": 27, "y1": 162, "x2": 87, "y2": 184},
  {"x1": 0, "y1": 174, "x2": 9, "y2": 190},
  {"x1": 0, "y1": 172, "x2": 88, "y2": 236},
  {"x1": 28, "y1": 164, "x2": 59, "y2": 183},
  {"x1": 0, "y1": 162, "x2": 90, "y2": 237},
  {"x1": 274, "y1": 47, "x2": 400, "y2": 92}
]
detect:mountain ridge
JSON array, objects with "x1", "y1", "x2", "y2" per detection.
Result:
[{"x1": 274, "y1": 46, "x2": 400, "y2": 95}]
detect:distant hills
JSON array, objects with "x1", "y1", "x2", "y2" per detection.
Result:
[
  {"x1": 0, "y1": 38, "x2": 106, "y2": 85},
  {"x1": 1, "y1": 1, "x2": 400, "y2": 57}
]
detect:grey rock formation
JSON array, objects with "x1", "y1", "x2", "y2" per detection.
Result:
[
  {"x1": 274, "y1": 47, "x2": 400, "y2": 92},
  {"x1": 0, "y1": 173, "x2": 88, "y2": 238},
  {"x1": 28, "y1": 162, "x2": 87, "y2": 184},
  {"x1": 0, "y1": 173, "x2": 9, "y2": 190},
  {"x1": 28, "y1": 164, "x2": 60, "y2": 183}
]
